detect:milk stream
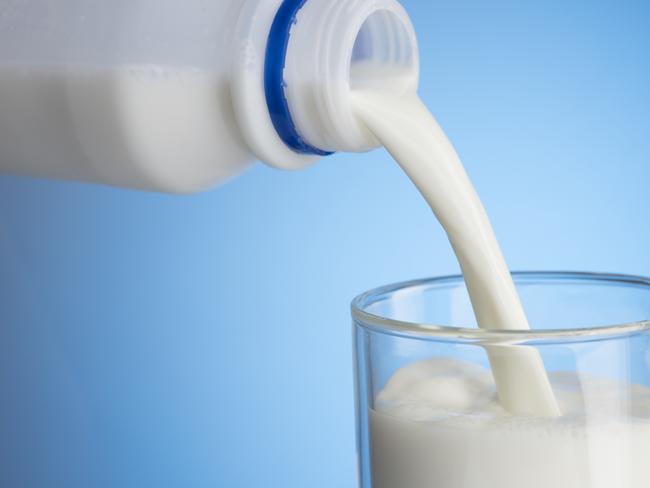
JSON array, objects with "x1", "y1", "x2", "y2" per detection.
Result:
[
  {"x1": 351, "y1": 88, "x2": 560, "y2": 416},
  {"x1": 371, "y1": 358, "x2": 650, "y2": 488}
]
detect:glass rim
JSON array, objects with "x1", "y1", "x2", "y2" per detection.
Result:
[{"x1": 351, "y1": 271, "x2": 650, "y2": 342}]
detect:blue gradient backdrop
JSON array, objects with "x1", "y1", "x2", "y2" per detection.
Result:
[{"x1": 1, "y1": 1, "x2": 649, "y2": 486}]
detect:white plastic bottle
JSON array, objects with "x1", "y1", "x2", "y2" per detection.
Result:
[{"x1": 0, "y1": 0, "x2": 418, "y2": 193}]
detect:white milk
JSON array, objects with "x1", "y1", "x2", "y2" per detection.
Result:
[
  {"x1": 371, "y1": 358, "x2": 650, "y2": 488},
  {"x1": 351, "y1": 83, "x2": 559, "y2": 416},
  {"x1": 0, "y1": 66, "x2": 253, "y2": 192}
]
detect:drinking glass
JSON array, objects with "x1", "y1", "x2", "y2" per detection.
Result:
[{"x1": 352, "y1": 272, "x2": 650, "y2": 488}]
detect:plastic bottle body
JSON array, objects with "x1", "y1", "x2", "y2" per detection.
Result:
[
  {"x1": 0, "y1": 0, "x2": 255, "y2": 192},
  {"x1": 0, "y1": 0, "x2": 418, "y2": 193}
]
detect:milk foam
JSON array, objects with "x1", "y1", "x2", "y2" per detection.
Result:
[{"x1": 371, "y1": 358, "x2": 650, "y2": 488}]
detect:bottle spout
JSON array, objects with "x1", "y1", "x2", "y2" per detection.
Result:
[
  {"x1": 231, "y1": 0, "x2": 419, "y2": 169},
  {"x1": 283, "y1": 0, "x2": 420, "y2": 154}
]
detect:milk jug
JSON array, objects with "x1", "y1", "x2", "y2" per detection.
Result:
[{"x1": 0, "y1": 0, "x2": 418, "y2": 192}]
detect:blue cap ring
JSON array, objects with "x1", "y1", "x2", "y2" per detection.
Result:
[{"x1": 264, "y1": 0, "x2": 334, "y2": 157}]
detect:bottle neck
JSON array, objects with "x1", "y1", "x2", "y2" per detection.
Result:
[
  {"x1": 231, "y1": 0, "x2": 418, "y2": 169},
  {"x1": 264, "y1": 0, "x2": 334, "y2": 157},
  {"x1": 281, "y1": 0, "x2": 419, "y2": 155}
]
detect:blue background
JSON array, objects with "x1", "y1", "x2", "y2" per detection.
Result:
[{"x1": 1, "y1": 0, "x2": 649, "y2": 486}]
